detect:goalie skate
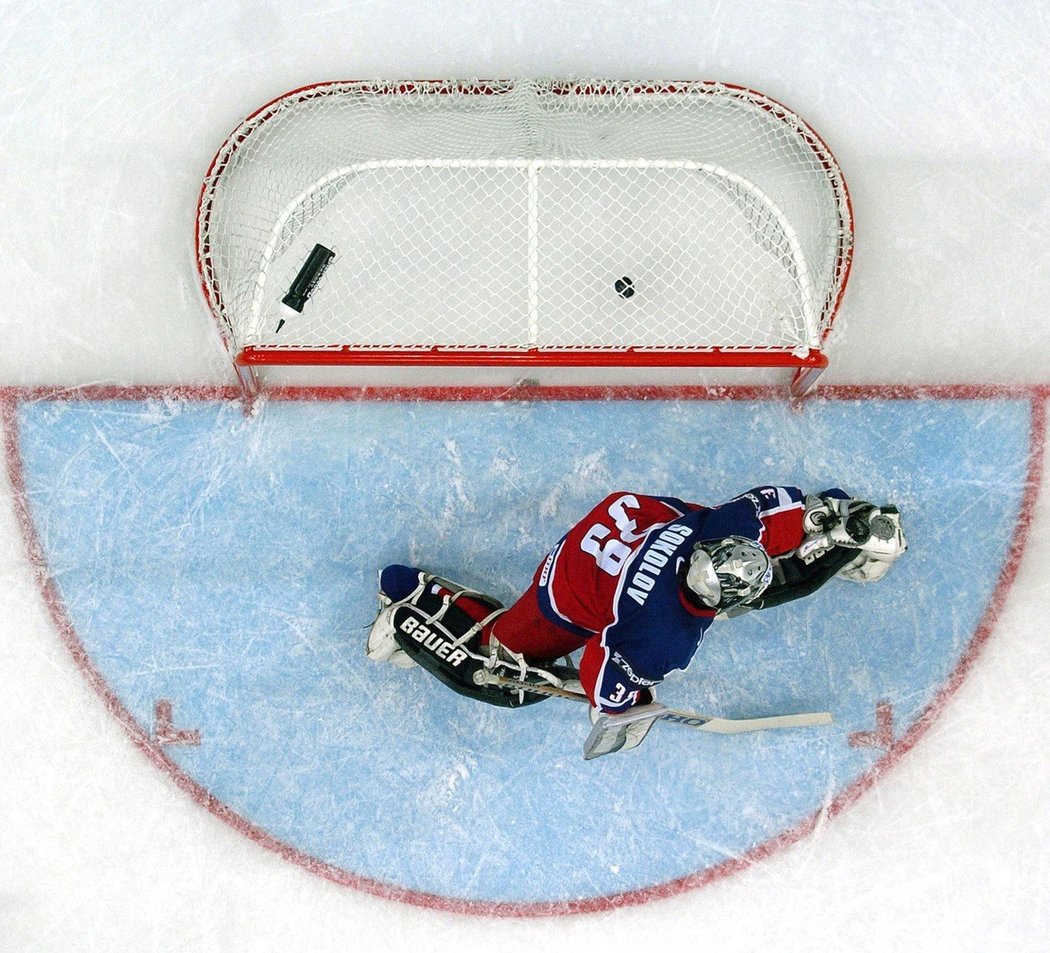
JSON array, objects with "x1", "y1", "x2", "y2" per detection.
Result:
[{"x1": 366, "y1": 591, "x2": 419, "y2": 669}]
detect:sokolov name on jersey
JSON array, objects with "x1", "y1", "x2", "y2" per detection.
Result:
[{"x1": 625, "y1": 524, "x2": 694, "y2": 606}]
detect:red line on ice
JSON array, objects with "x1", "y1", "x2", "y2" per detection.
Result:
[{"x1": 3, "y1": 381, "x2": 1050, "y2": 404}]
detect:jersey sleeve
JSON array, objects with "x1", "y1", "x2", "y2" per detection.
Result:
[
  {"x1": 578, "y1": 637, "x2": 658, "y2": 712},
  {"x1": 818, "y1": 487, "x2": 851, "y2": 503},
  {"x1": 700, "y1": 485, "x2": 808, "y2": 557},
  {"x1": 577, "y1": 610, "x2": 715, "y2": 713}
]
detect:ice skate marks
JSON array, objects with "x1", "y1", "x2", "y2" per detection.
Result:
[{"x1": 6, "y1": 388, "x2": 1042, "y2": 912}]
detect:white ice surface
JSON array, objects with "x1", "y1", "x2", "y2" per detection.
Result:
[{"x1": 1, "y1": 1, "x2": 1048, "y2": 949}]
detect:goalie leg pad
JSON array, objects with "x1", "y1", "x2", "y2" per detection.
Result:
[
  {"x1": 370, "y1": 567, "x2": 578, "y2": 707},
  {"x1": 393, "y1": 602, "x2": 564, "y2": 708},
  {"x1": 393, "y1": 580, "x2": 578, "y2": 709},
  {"x1": 367, "y1": 567, "x2": 504, "y2": 669}
]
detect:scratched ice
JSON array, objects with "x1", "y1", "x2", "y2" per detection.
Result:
[
  {"x1": 11, "y1": 395, "x2": 1036, "y2": 904},
  {"x1": 1, "y1": 1, "x2": 1049, "y2": 950}
]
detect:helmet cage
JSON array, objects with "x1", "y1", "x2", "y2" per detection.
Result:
[{"x1": 686, "y1": 536, "x2": 773, "y2": 609}]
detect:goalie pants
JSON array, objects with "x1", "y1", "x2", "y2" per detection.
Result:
[{"x1": 458, "y1": 582, "x2": 588, "y2": 662}]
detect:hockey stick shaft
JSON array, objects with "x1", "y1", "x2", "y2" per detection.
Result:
[{"x1": 479, "y1": 673, "x2": 832, "y2": 734}]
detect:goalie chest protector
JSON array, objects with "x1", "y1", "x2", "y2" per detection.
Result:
[{"x1": 391, "y1": 601, "x2": 549, "y2": 708}]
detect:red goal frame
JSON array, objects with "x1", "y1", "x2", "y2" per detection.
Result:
[{"x1": 196, "y1": 81, "x2": 854, "y2": 398}]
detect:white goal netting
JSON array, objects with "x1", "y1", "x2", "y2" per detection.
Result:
[{"x1": 196, "y1": 80, "x2": 852, "y2": 364}]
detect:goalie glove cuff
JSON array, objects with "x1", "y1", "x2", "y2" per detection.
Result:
[
  {"x1": 802, "y1": 494, "x2": 837, "y2": 534},
  {"x1": 806, "y1": 496, "x2": 879, "y2": 547}
]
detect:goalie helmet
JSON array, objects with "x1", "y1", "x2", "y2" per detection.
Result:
[{"x1": 685, "y1": 536, "x2": 773, "y2": 610}]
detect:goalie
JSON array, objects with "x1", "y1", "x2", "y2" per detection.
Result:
[{"x1": 366, "y1": 486, "x2": 906, "y2": 756}]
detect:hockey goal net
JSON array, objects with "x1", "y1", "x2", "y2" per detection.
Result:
[{"x1": 196, "y1": 80, "x2": 853, "y2": 395}]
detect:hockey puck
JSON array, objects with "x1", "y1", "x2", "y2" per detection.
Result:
[{"x1": 614, "y1": 276, "x2": 635, "y2": 299}]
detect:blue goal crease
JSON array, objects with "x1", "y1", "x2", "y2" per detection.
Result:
[{"x1": 14, "y1": 396, "x2": 1032, "y2": 904}]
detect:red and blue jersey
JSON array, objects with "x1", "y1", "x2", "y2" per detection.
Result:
[{"x1": 534, "y1": 486, "x2": 822, "y2": 712}]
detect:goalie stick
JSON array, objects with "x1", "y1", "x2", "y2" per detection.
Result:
[{"x1": 474, "y1": 671, "x2": 832, "y2": 757}]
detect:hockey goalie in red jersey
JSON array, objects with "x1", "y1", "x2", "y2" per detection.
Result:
[{"x1": 366, "y1": 486, "x2": 906, "y2": 757}]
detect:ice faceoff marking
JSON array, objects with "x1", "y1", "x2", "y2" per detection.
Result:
[{"x1": 626, "y1": 523, "x2": 693, "y2": 606}]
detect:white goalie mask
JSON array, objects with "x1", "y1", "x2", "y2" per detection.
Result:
[{"x1": 685, "y1": 536, "x2": 773, "y2": 610}]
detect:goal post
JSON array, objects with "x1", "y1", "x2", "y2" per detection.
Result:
[{"x1": 195, "y1": 80, "x2": 853, "y2": 397}]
